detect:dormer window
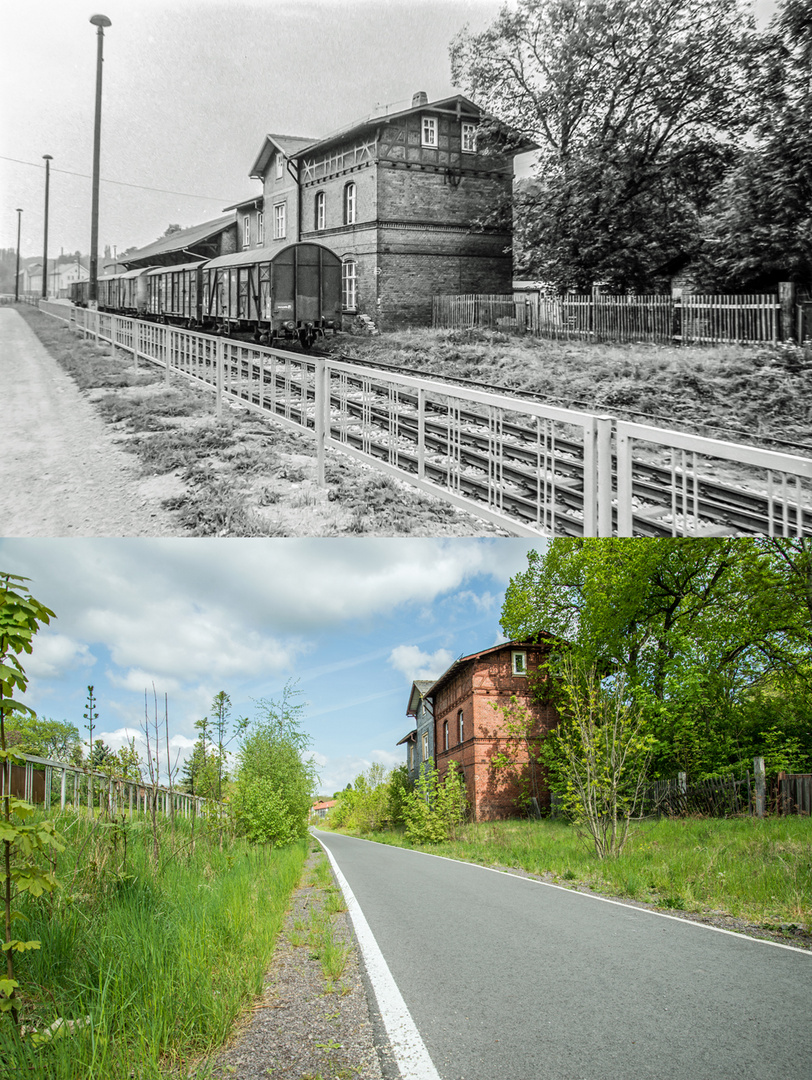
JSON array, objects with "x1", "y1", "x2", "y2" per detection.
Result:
[
  {"x1": 422, "y1": 116, "x2": 438, "y2": 147},
  {"x1": 461, "y1": 122, "x2": 477, "y2": 153},
  {"x1": 512, "y1": 650, "x2": 527, "y2": 677}
]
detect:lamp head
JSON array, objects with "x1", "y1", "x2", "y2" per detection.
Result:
[{"x1": 89, "y1": 14, "x2": 112, "y2": 28}]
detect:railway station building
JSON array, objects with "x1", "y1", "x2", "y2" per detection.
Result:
[
  {"x1": 248, "y1": 93, "x2": 535, "y2": 331},
  {"x1": 397, "y1": 638, "x2": 562, "y2": 821}
]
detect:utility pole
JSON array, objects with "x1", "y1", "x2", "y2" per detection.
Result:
[
  {"x1": 88, "y1": 14, "x2": 111, "y2": 306},
  {"x1": 14, "y1": 208, "x2": 22, "y2": 303},
  {"x1": 42, "y1": 154, "x2": 52, "y2": 300}
]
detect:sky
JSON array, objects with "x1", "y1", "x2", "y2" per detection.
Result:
[
  {"x1": 1, "y1": 0, "x2": 504, "y2": 259},
  {"x1": 2, "y1": 0, "x2": 779, "y2": 262},
  {"x1": 0, "y1": 537, "x2": 545, "y2": 794}
]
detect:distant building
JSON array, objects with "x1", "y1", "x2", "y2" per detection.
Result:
[{"x1": 120, "y1": 214, "x2": 239, "y2": 269}]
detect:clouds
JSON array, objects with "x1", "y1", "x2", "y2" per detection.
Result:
[
  {"x1": 388, "y1": 645, "x2": 454, "y2": 684},
  {"x1": 24, "y1": 632, "x2": 95, "y2": 680}
]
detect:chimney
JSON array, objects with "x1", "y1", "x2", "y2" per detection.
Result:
[{"x1": 411, "y1": 91, "x2": 428, "y2": 108}]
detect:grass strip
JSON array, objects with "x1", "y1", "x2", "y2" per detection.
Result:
[
  {"x1": 2, "y1": 811, "x2": 308, "y2": 1078},
  {"x1": 329, "y1": 816, "x2": 812, "y2": 934}
]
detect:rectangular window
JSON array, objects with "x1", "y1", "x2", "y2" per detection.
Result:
[
  {"x1": 344, "y1": 182, "x2": 356, "y2": 226},
  {"x1": 458, "y1": 710, "x2": 464, "y2": 744},
  {"x1": 422, "y1": 116, "x2": 438, "y2": 147},
  {"x1": 341, "y1": 260, "x2": 356, "y2": 311},
  {"x1": 422, "y1": 731, "x2": 429, "y2": 761},
  {"x1": 461, "y1": 122, "x2": 477, "y2": 153},
  {"x1": 512, "y1": 650, "x2": 527, "y2": 676},
  {"x1": 243, "y1": 215, "x2": 250, "y2": 248},
  {"x1": 443, "y1": 720, "x2": 449, "y2": 751},
  {"x1": 257, "y1": 212, "x2": 264, "y2": 245},
  {"x1": 275, "y1": 153, "x2": 284, "y2": 180},
  {"x1": 315, "y1": 191, "x2": 326, "y2": 230},
  {"x1": 273, "y1": 203, "x2": 286, "y2": 240}
]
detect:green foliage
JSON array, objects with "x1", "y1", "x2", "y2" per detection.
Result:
[
  {"x1": 387, "y1": 763, "x2": 414, "y2": 826},
  {"x1": 489, "y1": 695, "x2": 546, "y2": 813},
  {"x1": 232, "y1": 684, "x2": 318, "y2": 847},
  {"x1": 2, "y1": 714, "x2": 82, "y2": 764},
  {"x1": 500, "y1": 539, "x2": 812, "y2": 781},
  {"x1": 543, "y1": 661, "x2": 654, "y2": 858},
  {"x1": 403, "y1": 760, "x2": 469, "y2": 844},
  {"x1": 2, "y1": 810, "x2": 307, "y2": 1078},
  {"x1": 1, "y1": 572, "x2": 58, "y2": 1028}
]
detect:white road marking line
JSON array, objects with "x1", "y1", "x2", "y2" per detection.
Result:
[
  {"x1": 322, "y1": 830, "x2": 812, "y2": 958},
  {"x1": 313, "y1": 833, "x2": 442, "y2": 1080}
]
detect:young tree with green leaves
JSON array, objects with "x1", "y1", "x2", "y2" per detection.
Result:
[
  {"x1": 232, "y1": 684, "x2": 318, "y2": 847},
  {"x1": 3, "y1": 713, "x2": 82, "y2": 763},
  {"x1": 0, "y1": 574, "x2": 63, "y2": 1031}
]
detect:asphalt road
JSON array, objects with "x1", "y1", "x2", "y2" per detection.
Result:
[{"x1": 314, "y1": 830, "x2": 812, "y2": 1080}]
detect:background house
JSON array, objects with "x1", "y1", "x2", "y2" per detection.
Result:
[
  {"x1": 399, "y1": 638, "x2": 561, "y2": 821},
  {"x1": 120, "y1": 214, "x2": 238, "y2": 270},
  {"x1": 398, "y1": 679, "x2": 435, "y2": 783}
]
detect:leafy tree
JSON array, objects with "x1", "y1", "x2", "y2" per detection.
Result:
[
  {"x1": 489, "y1": 695, "x2": 546, "y2": 813},
  {"x1": 3, "y1": 713, "x2": 82, "y2": 763},
  {"x1": 111, "y1": 737, "x2": 142, "y2": 781},
  {"x1": 89, "y1": 739, "x2": 115, "y2": 770},
  {"x1": 543, "y1": 660, "x2": 654, "y2": 857},
  {"x1": 0, "y1": 573, "x2": 63, "y2": 1030},
  {"x1": 451, "y1": 0, "x2": 756, "y2": 290},
  {"x1": 695, "y1": 0, "x2": 812, "y2": 290},
  {"x1": 404, "y1": 760, "x2": 469, "y2": 844},
  {"x1": 232, "y1": 684, "x2": 318, "y2": 847},
  {"x1": 500, "y1": 539, "x2": 810, "y2": 779},
  {"x1": 179, "y1": 737, "x2": 218, "y2": 797}
]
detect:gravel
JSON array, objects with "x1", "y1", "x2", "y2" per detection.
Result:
[{"x1": 202, "y1": 847, "x2": 396, "y2": 1080}]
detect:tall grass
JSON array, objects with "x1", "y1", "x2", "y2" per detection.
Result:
[
  {"x1": 360, "y1": 816, "x2": 812, "y2": 932},
  {"x1": 1, "y1": 810, "x2": 307, "y2": 1078}
]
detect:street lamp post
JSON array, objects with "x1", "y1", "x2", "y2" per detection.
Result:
[
  {"x1": 42, "y1": 154, "x2": 52, "y2": 300},
  {"x1": 88, "y1": 14, "x2": 111, "y2": 307},
  {"x1": 14, "y1": 208, "x2": 22, "y2": 303}
]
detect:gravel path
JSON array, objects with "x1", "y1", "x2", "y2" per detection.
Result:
[
  {"x1": 204, "y1": 847, "x2": 394, "y2": 1080},
  {"x1": 1, "y1": 307, "x2": 177, "y2": 536}
]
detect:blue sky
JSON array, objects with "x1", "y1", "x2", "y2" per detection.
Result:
[{"x1": 1, "y1": 537, "x2": 544, "y2": 793}]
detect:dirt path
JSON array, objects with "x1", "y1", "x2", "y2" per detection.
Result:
[{"x1": 1, "y1": 307, "x2": 186, "y2": 537}]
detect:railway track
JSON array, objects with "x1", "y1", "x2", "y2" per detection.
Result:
[{"x1": 158, "y1": 338, "x2": 812, "y2": 537}]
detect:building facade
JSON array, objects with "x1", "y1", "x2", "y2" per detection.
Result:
[
  {"x1": 398, "y1": 639, "x2": 561, "y2": 821},
  {"x1": 249, "y1": 94, "x2": 532, "y2": 330}
]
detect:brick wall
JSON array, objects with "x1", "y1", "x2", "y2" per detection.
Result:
[{"x1": 433, "y1": 645, "x2": 559, "y2": 821}]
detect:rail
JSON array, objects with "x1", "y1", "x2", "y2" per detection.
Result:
[{"x1": 43, "y1": 304, "x2": 812, "y2": 538}]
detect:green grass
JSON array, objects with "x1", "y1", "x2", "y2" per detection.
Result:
[
  {"x1": 342, "y1": 816, "x2": 812, "y2": 933},
  {"x1": 1, "y1": 811, "x2": 308, "y2": 1078}
]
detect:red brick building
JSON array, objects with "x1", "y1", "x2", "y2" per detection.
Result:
[
  {"x1": 249, "y1": 93, "x2": 534, "y2": 330},
  {"x1": 401, "y1": 637, "x2": 561, "y2": 821}
]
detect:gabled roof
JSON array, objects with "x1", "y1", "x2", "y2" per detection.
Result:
[
  {"x1": 121, "y1": 214, "x2": 236, "y2": 265},
  {"x1": 249, "y1": 133, "x2": 316, "y2": 179},
  {"x1": 288, "y1": 94, "x2": 538, "y2": 160},
  {"x1": 406, "y1": 679, "x2": 436, "y2": 717},
  {"x1": 426, "y1": 635, "x2": 558, "y2": 698},
  {"x1": 222, "y1": 193, "x2": 264, "y2": 213}
]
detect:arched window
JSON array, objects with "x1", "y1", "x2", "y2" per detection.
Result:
[
  {"x1": 341, "y1": 260, "x2": 357, "y2": 311},
  {"x1": 344, "y1": 182, "x2": 357, "y2": 225},
  {"x1": 443, "y1": 720, "x2": 449, "y2": 751},
  {"x1": 314, "y1": 191, "x2": 326, "y2": 231}
]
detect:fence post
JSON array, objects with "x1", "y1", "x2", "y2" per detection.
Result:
[
  {"x1": 216, "y1": 338, "x2": 224, "y2": 419},
  {"x1": 596, "y1": 415, "x2": 613, "y2": 536},
  {"x1": 754, "y1": 756, "x2": 766, "y2": 818},
  {"x1": 779, "y1": 282, "x2": 795, "y2": 342},
  {"x1": 315, "y1": 357, "x2": 327, "y2": 487},
  {"x1": 60, "y1": 766, "x2": 66, "y2": 810},
  {"x1": 671, "y1": 287, "x2": 683, "y2": 344}
]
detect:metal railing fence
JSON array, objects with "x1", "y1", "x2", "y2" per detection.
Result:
[{"x1": 40, "y1": 303, "x2": 812, "y2": 538}]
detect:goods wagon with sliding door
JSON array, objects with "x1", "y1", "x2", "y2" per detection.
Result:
[{"x1": 201, "y1": 242, "x2": 342, "y2": 347}]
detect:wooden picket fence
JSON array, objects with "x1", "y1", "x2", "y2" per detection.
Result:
[
  {"x1": 434, "y1": 289, "x2": 798, "y2": 345},
  {"x1": 643, "y1": 770, "x2": 812, "y2": 818}
]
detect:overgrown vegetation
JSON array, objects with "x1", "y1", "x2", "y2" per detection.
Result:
[{"x1": 2, "y1": 811, "x2": 308, "y2": 1078}]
